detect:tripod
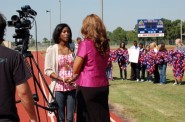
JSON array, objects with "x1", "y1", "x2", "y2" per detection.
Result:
[{"x1": 17, "y1": 50, "x2": 59, "y2": 122}]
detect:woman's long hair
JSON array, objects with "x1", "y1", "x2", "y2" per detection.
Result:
[
  {"x1": 120, "y1": 42, "x2": 126, "y2": 49},
  {"x1": 159, "y1": 42, "x2": 167, "y2": 52},
  {"x1": 145, "y1": 44, "x2": 150, "y2": 53},
  {"x1": 150, "y1": 42, "x2": 158, "y2": 50},
  {"x1": 81, "y1": 14, "x2": 110, "y2": 56}
]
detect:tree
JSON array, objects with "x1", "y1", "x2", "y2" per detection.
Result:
[
  {"x1": 163, "y1": 19, "x2": 181, "y2": 40},
  {"x1": 183, "y1": 20, "x2": 185, "y2": 35},
  {"x1": 107, "y1": 31, "x2": 114, "y2": 45},
  {"x1": 112, "y1": 27, "x2": 126, "y2": 44},
  {"x1": 126, "y1": 30, "x2": 138, "y2": 42},
  {"x1": 42, "y1": 37, "x2": 49, "y2": 43},
  {"x1": 29, "y1": 38, "x2": 36, "y2": 46}
]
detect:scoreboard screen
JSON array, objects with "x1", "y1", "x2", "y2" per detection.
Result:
[{"x1": 137, "y1": 19, "x2": 164, "y2": 37}]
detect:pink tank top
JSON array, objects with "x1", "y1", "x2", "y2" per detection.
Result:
[{"x1": 55, "y1": 53, "x2": 76, "y2": 91}]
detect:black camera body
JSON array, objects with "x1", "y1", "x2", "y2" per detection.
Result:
[
  {"x1": 8, "y1": 5, "x2": 36, "y2": 29},
  {"x1": 8, "y1": 15, "x2": 31, "y2": 29},
  {"x1": 8, "y1": 5, "x2": 37, "y2": 53}
]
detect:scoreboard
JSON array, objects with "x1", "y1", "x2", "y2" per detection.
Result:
[{"x1": 137, "y1": 19, "x2": 164, "y2": 37}]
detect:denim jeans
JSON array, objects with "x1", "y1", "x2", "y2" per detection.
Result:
[
  {"x1": 146, "y1": 71, "x2": 152, "y2": 81},
  {"x1": 158, "y1": 63, "x2": 167, "y2": 84},
  {"x1": 106, "y1": 66, "x2": 112, "y2": 79},
  {"x1": 55, "y1": 90, "x2": 76, "y2": 122}
]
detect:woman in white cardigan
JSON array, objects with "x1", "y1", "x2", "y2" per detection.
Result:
[{"x1": 44, "y1": 23, "x2": 76, "y2": 122}]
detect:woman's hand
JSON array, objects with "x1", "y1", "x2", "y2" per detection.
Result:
[
  {"x1": 64, "y1": 74, "x2": 79, "y2": 84},
  {"x1": 56, "y1": 76, "x2": 61, "y2": 81},
  {"x1": 63, "y1": 77, "x2": 72, "y2": 83}
]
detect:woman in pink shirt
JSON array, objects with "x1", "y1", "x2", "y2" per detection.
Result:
[
  {"x1": 44, "y1": 23, "x2": 76, "y2": 122},
  {"x1": 72, "y1": 14, "x2": 110, "y2": 122}
]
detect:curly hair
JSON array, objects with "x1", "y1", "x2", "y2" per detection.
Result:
[
  {"x1": 0, "y1": 12, "x2": 6, "y2": 42},
  {"x1": 52, "y1": 23, "x2": 72, "y2": 44},
  {"x1": 81, "y1": 14, "x2": 110, "y2": 56}
]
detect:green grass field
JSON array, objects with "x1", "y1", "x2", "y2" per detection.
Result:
[{"x1": 109, "y1": 63, "x2": 185, "y2": 122}]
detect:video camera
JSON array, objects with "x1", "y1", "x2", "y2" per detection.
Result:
[
  {"x1": 8, "y1": 5, "x2": 37, "y2": 29},
  {"x1": 7, "y1": 5, "x2": 37, "y2": 53}
]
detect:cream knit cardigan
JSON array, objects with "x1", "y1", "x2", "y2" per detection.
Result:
[
  {"x1": 44, "y1": 44, "x2": 59, "y2": 80},
  {"x1": 44, "y1": 44, "x2": 59, "y2": 102}
]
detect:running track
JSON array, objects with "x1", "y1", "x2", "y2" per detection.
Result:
[{"x1": 15, "y1": 51, "x2": 123, "y2": 122}]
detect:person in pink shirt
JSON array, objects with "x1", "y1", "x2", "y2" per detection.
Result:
[{"x1": 71, "y1": 14, "x2": 110, "y2": 122}]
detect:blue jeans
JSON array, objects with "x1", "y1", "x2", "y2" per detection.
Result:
[
  {"x1": 106, "y1": 66, "x2": 112, "y2": 79},
  {"x1": 146, "y1": 71, "x2": 152, "y2": 81},
  {"x1": 158, "y1": 63, "x2": 167, "y2": 84},
  {"x1": 55, "y1": 90, "x2": 76, "y2": 122}
]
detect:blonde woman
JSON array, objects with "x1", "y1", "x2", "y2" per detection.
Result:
[
  {"x1": 173, "y1": 39, "x2": 185, "y2": 85},
  {"x1": 175, "y1": 38, "x2": 184, "y2": 51},
  {"x1": 150, "y1": 42, "x2": 160, "y2": 83},
  {"x1": 150, "y1": 42, "x2": 158, "y2": 53}
]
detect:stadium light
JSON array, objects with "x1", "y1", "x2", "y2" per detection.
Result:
[
  {"x1": 100, "y1": 0, "x2": 103, "y2": 22},
  {"x1": 181, "y1": 20, "x2": 185, "y2": 41},
  {"x1": 46, "y1": 10, "x2": 51, "y2": 46},
  {"x1": 59, "y1": 0, "x2": 61, "y2": 23}
]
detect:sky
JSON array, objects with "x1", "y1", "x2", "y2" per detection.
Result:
[{"x1": 0, "y1": 0, "x2": 185, "y2": 42}]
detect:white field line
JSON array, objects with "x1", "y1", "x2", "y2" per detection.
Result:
[{"x1": 110, "y1": 117, "x2": 116, "y2": 122}]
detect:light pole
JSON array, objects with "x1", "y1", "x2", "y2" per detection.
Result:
[
  {"x1": 100, "y1": 0, "x2": 103, "y2": 22},
  {"x1": 180, "y1": 20, "x2": 185, "y2": 40},
  {"x1": 59, "y1": 0, "x2": 61, "y2": 23},
  {"x1": 46, "y1": 10, "x2": 51, "y2": 46},
  {"x1": 181, "y1": 20, "x2": 183, "y2": 41}
]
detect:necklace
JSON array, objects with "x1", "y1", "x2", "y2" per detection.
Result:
[
  {"x1": 58, "y1": 44, "x2": 70, "y2": 55},
  {"x1": 59, "y1": 49, "x2": 69, "y2": 55}
]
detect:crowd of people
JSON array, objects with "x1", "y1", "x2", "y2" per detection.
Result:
[{"x1": 106, "y1": 39, "x2": 185, "y2": 85}]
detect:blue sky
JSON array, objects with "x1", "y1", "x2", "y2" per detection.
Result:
[{"x1": 0, "y1": 0, "x2": 185, "y2": 42}]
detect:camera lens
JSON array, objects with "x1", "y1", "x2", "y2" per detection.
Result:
[{"x1": 11, "y1": 15, "x2": 20, "y2": 23}]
